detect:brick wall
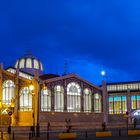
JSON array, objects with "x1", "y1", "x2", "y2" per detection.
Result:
[
  {"x1": 108, "y1": 114, "x2": 126, "y2": 123},
  {"x1": 39, "y1": 112, "x2": 104, "y2": 123}
]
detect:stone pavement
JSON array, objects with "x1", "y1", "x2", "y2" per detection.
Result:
[{"x1": 1, "y1": 131, "x2": 140, "y2": 140}]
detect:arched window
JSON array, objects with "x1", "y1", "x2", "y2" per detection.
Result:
[
  {"x1": 94, "y1": 93, "x2": 102, "y2": 112},
  {"x1": 54, "y1": 85, "x2": 64, "y2": 112},
  {"x1": 41, "y1": 89, "x2": 51, "y2": 111},
  {"x1": 84, "y1": 88, "x2": 92, "y2": 112},
  {"x1": 26, "y1": 58, "x2": 32, "y2": 68},
  {"x1": 34, "y1": 59, "x2": 39, "y2": 69},
  {"x1": 67, "y1": 82, "x2": 81, "y2": 112},
  {"x1": 40, "y1": 62, "x2": 43, "y2": 71},
  {"x1": 15, "y1": 60, "x2": 19, "y2": 68},
  {"x1": 19, "y1": 87, "x2": 32, "y2": 111},
  {"x1": 19, "y1": 59, "x2": 25, "y2": 68},
  {"x1": 2, "y1": 80, "x2": 15, "y2": 105}
]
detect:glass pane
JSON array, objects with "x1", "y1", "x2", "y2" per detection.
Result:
[{"x1": 67, "y1": 82, "x2": 81, "y2": 112}]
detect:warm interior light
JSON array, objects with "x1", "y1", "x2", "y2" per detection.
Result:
[
  {"x1": 43, "y1": 85, "x2": 47, "y2": 90},
  {"x1": 0, "y1": 101, "x2": 2, "y2": 108},
  {"x1": 43, "y1": 83, "x2": 47, "y2": 90},
  {"x1": 29, "y1": 83, "x2": 34, "y2": 91}
]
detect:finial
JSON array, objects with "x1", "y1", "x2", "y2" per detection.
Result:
[{"x1": 63, "y1": 61, "x2": 68, "y2": 75}]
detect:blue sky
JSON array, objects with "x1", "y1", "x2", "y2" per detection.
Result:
[{"x1": 0, "y1": 0, "x2": 140, "y2": 85}]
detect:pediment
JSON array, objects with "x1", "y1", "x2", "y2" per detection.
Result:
[{"x1": 43, "y1": 73, "x2": 101, "y2": 91}]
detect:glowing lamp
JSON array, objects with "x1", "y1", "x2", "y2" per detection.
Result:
[{"x1": 29, "y1": 83, "x2": 34, "y2": 91}]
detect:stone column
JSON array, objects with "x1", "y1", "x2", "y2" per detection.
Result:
[
  {"x1": 91, "y1": 89, "x2": 94, "y2": 112},
  {"x1": 13, "y1": 69, "x2": 19, "y2": 125},
  {"x1": 80, "y1": 82, "x2": 84, "y2": 112},
  {"x1": 33, "y1": 72, "x2": 39, "y2": 126},
  {"x1": 102, "y1": 80, "x2": 108, "y2": 123},
  {"x1": 64, "y1": 80, "x2": 67, "y2": 111},
  {"x1": 127, "y1": 89, "x2": 131, "y2": 124},
  {"x1": 127, "y1": 89, "x2": 131, "y2": 112},
  {"x1": 51, "y1": 85, "x2": 54, "y2": 111},
  {"x1": 0, "y1": 64, "x2": 3, "y2": 101},
  {"x1": 33, "y1": 71, "x2": 41, "y2": 137}
]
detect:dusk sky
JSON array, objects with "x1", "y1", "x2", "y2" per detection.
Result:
[{"x1": 0, "y1": 0, "x2": 140, "y2": 85}]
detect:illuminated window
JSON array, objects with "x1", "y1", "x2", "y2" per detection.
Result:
[
  {"x1": 109, "y1": 96, "x2": 113, "y2": 114},
  {"x1": 107, "y1": 86, "x2": 110, "y2": 91},
  {"x1": 122, "y1": 84, "x2": 127, "y2": 90},
  {"x1": 139, "y1": 83, "x2": 140, "y2": 90},
  {"x1": 54, "y1": 85, "x2": 64, "y2": 112},
  {"x1": 40, "y1": 62, "x2": 43, "y2": 71},
  {"x1": 19, "y1": 59, "x2": 25, "y2": 68},
  {"x1": 131, "y1": 96, "x2": 137, "y2": 109},
  {"x1": 2, "y1": 80, "x2": 15, "y2": 105},
  {"x1": 114, "y1": 96, "x2": 122, "y2": 114},
  {"x1": 127, "y1": 84, "x2": 138, "y2": 90},
  {"x1": 34, "y1": 59, "x2": 39, "y2": 69},
  {"x1": 41, "y1": 89, "x2": 51, "y2": 111},
  {"x1": 15, "y1": 60, "x2": 19, "y2": 68},
  {"x1": 7, "y1": 68, "x2": 16, "y2": 74},
  {"x1": 117, "y1": 85, "x2": 123, "y2": 91},
  {"x1": 131, "y1": 95, "x2": 140, "y2": 109},
  {"x1": 137, "y1": 96, "x2": 140, "y2": 109},
  {"x1": 94, "y1": 93, "x2": 101, "y2": 112},
  {"x1": 108, "y1": 96, "x2": 127, "y2": 114},
  {"x1": 19, "y1": 87, "x2": 32, "y2": 111},
  {"x1": 122, "y1": 96, "x2": 127, "y2": 113},
  {"x1": 133, "y1": 84, "x2": 139, "y2": 90},
  {"x1": 26, "y1": 58, "x2": 32, "y2": 68},
  {"x1": 83, "y1": 88, "x2": 92, "y2": 112},
  {"x1": 67, "y1": 82, "x2": 81, "y2": 112}
]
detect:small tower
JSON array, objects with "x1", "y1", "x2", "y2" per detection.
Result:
[
  {"x1": 63, "y1": 62, "x2": 68, "y2": 76},
  {"x1": 14, "y1": 53, "x2": 44, "y2": 76}
]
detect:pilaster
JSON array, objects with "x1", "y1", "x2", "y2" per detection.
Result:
[
  {"x1": 102, "y1": 80, "x2": 108, "y2": 123},
  {"x1": 13, "y1": 69, "x2": 19, "y2": 125},
  {"x1": 0, "y1": 64, "x2": 3, "y2": 101},
  {"x1": 33, "y1": 71, "x2": 40, "y2": 126},
  {"x1": 80, "y1": 82, "x2": 84, "y2": 112},
  {"x1": 51, "y1": 85, "x2": 54, "y2": 111},
  {"x1": 63, "y1": 80, "x2": 67, "y2": 111},
  {"x1": 91, "y1": 88, "x2": 95, "y2": 112}
]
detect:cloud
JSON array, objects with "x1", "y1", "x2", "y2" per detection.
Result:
[{"x1": 0, "y1": 0, "x2": 140, "y2": 83}]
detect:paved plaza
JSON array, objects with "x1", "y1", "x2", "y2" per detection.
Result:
[{"x1": 1, "y1": 130, "x2": 140, "y2": 140}]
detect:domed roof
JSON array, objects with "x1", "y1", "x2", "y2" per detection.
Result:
[{"x1": 15, "y1": 52, "x2": 44, "y2": 76}]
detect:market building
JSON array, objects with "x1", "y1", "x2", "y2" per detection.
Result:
[{"x1": 0, "y1": 53, "x2": 139, "y2": 129}]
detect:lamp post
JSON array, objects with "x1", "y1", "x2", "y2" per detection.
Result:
[
  {"x1": 36, "y1": 82, "x2": 47, "y2": 137},
  {"x1": 29, "y1": 81, "x2": 41, "y2": 137},
  {"x1": 36, "y1": 94, "x2": 40, "y2": 137},
  {"x1": 29, "y1": 83, "x2": 35, "y2": 136},
  {"x1": 124, "y1": 111, "x2": 129, "y2": 135}
]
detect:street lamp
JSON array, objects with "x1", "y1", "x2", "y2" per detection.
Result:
[
  {"x1": 124, "y1": 111, "x2": 129, "y2": 135},
  {"x1": 29, "y1": 84, "x2": 34, "y2": 92},
  {"x1": 29, "y1": 80, "x2": 46, "y2": 137},
  {"x1": 36, "y1": 82, "x2": 47, "y2": 137},
  {"x1": 29, "y1": 83, "x2": 35, "y2": 136}
]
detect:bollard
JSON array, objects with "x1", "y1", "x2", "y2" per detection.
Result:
[
  {"x1": 119, "y1": 129, "x2": 121, "y2": 136},
  {"x1": 1, "y1": 131, "x2": 3, "y2": 140},
  {"x1": 12, "y1": 132, "x2": 15, "y2": 140},
  {"x1": 85, "y1": 131, "x2": 87, "y2": 139},
  {"x1": 29, "y1": 132, "x2": 31, "y2": 140},
  {"x1": 47, "y1": 131, "x2": 49, "y2": 140}
]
